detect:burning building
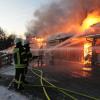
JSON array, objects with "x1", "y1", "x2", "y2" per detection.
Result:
[
  {"x1": 24, "y1": 1, "x2": 100, "y2": 79},
  {"x1": 26, "y1": 0, "x2": 100, "y2": 54}
]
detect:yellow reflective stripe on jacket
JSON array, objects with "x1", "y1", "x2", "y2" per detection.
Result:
[
  {"x1": 14, "y1": 48, "x2": 19, "y2": 52},
  {"x1": 14, "y1": 79, "x2": 22, "y2": 84},
  {"x1": 14, "y1": 48, "x2": 20, "y2": 65},
  {"x1": 15, "y1": 64, "x2": 25, "y2": 68},
  {"x1": 17, "y1": 50, "x2": 20, "y2": 65}
]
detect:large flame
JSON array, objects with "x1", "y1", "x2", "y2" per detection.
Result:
[{"x1": 81, "y1": 11, "x2": 100, "y2": 32}]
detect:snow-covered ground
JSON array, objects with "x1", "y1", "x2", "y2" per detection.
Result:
[
  {"x1": 0, "y1": 65, "x2": 43, "y2": 100},
  {"x1": 0, "y1": 86, "x2": 28, "y2": 100},
  {"x1": 0, "y1": 65, "x2": 30, "y2": 100},
  {"x1": 0, "y1": 65, "x2": 15, "y2": 76}
]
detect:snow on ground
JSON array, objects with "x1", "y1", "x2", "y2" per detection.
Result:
[
  {"x1": 0, "y1": 86, "x2": 28, "y2": 100},
  {"x1": 0, "y1": 65, "x2": 15, "y2": 76}
]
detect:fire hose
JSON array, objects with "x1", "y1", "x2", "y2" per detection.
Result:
[
  {"x1": 30, "y1": 68, "x2": 77, "y2": 100},
  {"x1": 40, "y1": 70, "x2": 51, "y2": 100},
  {"x1": 7, "y1": 66, "x2": 99, "y2": 100},
  {"x1": 30, "y1": 68, "x2": 99, "y2": 100}
]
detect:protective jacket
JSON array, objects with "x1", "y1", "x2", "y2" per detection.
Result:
[
  {"x1": 13, "y1": 46, "x2": 26, "y2": 68},
  {"x1": 24, "y1": 44, "x2": 32, "y2": 65}
]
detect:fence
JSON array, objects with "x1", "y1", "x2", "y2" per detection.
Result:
[{"x1": 0, "y1": 52, "x2": 13, "y2": 66}]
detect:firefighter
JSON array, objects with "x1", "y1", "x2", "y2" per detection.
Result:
[
  {"x1": 13, "y1": 38, "x2": 25, "y2": 90},
  {"x1": 38, "y1": 45, "x2": 43, "y2": 67},
  {"x1": 23, "y1": 40, "x2": 32, "y2": 82}
]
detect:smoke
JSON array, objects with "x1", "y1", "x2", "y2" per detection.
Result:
[{"x1": 27, "y1": 0, "x2": 100, "y2": 37}]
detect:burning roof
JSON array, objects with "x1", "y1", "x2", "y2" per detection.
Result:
[
  {"x1": 85, "y1": 34, "x2": 100, "y2": 39},
  {"x1": 47, "y1": 33, "x2": 74, "y2": 42}
]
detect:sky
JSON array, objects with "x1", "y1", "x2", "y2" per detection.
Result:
[{"x1": 0, "y1": 0, "x2": 52, "y2": 35}]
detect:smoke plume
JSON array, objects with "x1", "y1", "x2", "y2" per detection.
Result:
[{"x1": 27, "y1": 0, "x2": 100, "y2": 37}]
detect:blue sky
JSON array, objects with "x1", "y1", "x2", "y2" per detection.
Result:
[{"x1": 0, "y1": 0, "x2": 52, "y2": 34}]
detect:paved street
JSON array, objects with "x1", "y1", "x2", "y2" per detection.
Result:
[{"x1": 0, "y1": 65, "x2": 100, "y2": 100}]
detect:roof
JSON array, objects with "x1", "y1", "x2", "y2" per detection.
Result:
[
  {"x1": 47, "y1": 33, "x2": 74, "y2": 42},
  {"x1": 85, "y1": 34, "x2": 100, "y2": 39}
]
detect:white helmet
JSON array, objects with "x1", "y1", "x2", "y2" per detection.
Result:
[
  {"x1": 23, "y1": 39, "x2": 29, "y2": 45},
  {"x1": 14, "y1": 38, "x2": 22, "y2": 44}
]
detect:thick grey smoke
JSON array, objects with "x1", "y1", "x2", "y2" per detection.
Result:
[{"x1": 27, "y1": 0, "x2": 100, "y2": 37}]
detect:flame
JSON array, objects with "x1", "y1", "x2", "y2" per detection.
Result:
[
  {"x1": 36, "y1": 37, "x2": 44, "y2": 48},
  {"x1": 81, "y1": 11, "x2": 100, "y2": 32},
  {"x1": 84, "y1": 42, "x2": 92, "y2": 65}
]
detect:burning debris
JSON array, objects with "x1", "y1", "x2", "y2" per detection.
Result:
[{"x1": 27, "y1": 0, "x2": 100, "y2": 38}]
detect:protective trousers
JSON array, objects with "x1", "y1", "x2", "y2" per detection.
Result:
[{"x1": 14, "y1": 68, "x2": 25, "y2": 90}]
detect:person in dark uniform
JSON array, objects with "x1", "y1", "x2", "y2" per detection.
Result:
[
  {"x1": 38, "y1": 45, "x2": 44, "y2": 67},
  {"x1": 13, "y1": 38, "x2": 25, "y2": 90},
  {"x1": 23, "y1": 40, "x2": 32, "y2": 82}
]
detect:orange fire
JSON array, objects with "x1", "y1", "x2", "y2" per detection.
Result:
[
  {"x1": 81, "y1": 11, "x2": 100, "y2": 32},
  {"x1": 84, "y1": 42, "x2": 92, "y2": 65},
  {"x1": 36, "y1": 37, "x2": 44, "y2": 48}
]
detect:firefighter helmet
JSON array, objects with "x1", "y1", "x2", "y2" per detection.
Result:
[
  {"x1": 23, "y1": 40, "x2": 29, "y2": 45},
  {"x1": 14, "y1": 38, "x2": 22, "y2": 44}
]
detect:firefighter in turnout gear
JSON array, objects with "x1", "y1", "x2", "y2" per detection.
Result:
[
  {"x1": 38, "y1": 45, "x2": 44, "y2": 67},
  {"x1": 23, "y1": 40, "x2": 32, "y2": 83},
  {"x1": 13, "y1": 38, "x2": 26, "y2": 90}
]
